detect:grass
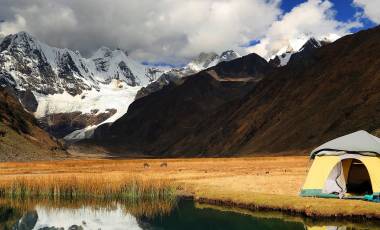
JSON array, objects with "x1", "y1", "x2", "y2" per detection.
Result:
[{"x1": 0, "y1": 174, "x2": 176, "y2": 201}]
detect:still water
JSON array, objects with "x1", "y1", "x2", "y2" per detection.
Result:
[{"x1": 1, "y1": 198, "x2": 379, "y2": 230}]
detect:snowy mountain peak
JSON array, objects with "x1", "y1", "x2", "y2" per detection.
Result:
[
  {"x1": 194, "y1": 52, "x2": 219, "y2": 63},
  {"x1": 269, "y1": 35, "x2": 338, "y2": 67},
  {"x1": 5, "y1": 31, "x2": 35, "y2": 44},
  {"x1": 91, "y1": 46, "x2": 116, "y2": 59},
  {"x1": 219, "y1": 50, "x2": 241, "y2": 62},
  {"x1": 1, "y1": 31, "x2": 41, "y2": 54},
  {"x1": 186, "y1": 52, "x2": 219, "y2": 72},
  {"x1": 299, "y1": 37, "x2": 322, "y2": 51},
  {"x1": 136, "y1": 49, "x2": 241, "y2": 99},
  {"x1": 186, "y1": 50, "x2": 240, "y2": 73}
]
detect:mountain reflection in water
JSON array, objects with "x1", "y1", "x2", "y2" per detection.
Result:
[{"x1": 0, "y1": 198, "x2": 378, "y2": 230}]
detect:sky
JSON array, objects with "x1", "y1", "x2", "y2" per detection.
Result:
[{"x1": 0, "y1": 0, "x2": 379, "y2": 65}]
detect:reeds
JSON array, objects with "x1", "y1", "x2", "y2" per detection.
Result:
[
  {"x1": 0, "y1": 197, "x2": 176, "y2": 219},
  {"x1": 0, "y1": 174, "x2": 176, "y2": 201}
]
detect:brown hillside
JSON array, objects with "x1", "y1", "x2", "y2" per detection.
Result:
[{"x1": 0, "y1": 88, "x2": 67, "y2": 161}]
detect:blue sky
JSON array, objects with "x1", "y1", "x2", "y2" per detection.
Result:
[
  {"x1": 281, "y1": 0, "x2": 375, "y2": 32},
  {"x1": 245, "y1": 0, "x2": 380, "y2": 59}
]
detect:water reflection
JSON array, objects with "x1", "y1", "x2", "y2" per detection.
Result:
[
  {"x1": 32, "y1": 205, "x2": 140, "y2": 230},
  {"x1": 0, "y1": 198, "x2": 378, "y2": 230}
]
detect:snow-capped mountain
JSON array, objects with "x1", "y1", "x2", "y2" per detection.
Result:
[
  {"x1": 0, "y1": 32, "x2": 241, "y2": 140},
  {"x1": 219, "y1": 50, "x2": 240, "y2": 63},
  {"x1": 0, "y1": 32, "x2": 151, "y2": 95},
  {"x1": 136, "y1": 50, "x2": 241, "y2": 99},
  {"x1": 185, "y1": 50, "x2": 241, "y2": 74},
  {"x1": 0, "y1": 32, "x2": 156, "y2": 140},
  {"x1": 269, "y1": 34, "x2": 339, "y2": 67}
]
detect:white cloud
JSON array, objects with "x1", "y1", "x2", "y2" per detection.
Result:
[
  {"x1": 0, "y1": 0, "x2": 281, "y2": 64},
  {"x1": 247, "y1": 0, "x2": 362, "y2": 59},
  {"x1": 354, "y1": 0, "x2": 380, "y2": 24},
  {"x1": 0, "y1": 15, "x2": 27, "y2": 36}
]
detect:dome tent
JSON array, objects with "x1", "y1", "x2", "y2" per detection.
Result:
[{"x1": 300, "y1": 130, "x2": 380, "y2": 202}]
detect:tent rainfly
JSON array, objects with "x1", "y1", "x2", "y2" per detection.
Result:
[{"x1": 300, "y1": 130, "x2": 380, "y2": 202}]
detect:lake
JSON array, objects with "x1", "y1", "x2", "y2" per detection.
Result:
[{"x1": 1, "y1": 198, "x2": 379, "y2": 230}]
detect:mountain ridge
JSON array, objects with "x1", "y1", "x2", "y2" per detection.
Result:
[{"x1": 87, "y1": 26, "x2": 380, "y2": 156}]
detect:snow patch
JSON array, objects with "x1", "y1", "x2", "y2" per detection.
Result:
[{"x1": 34, "y1": 80, "x2": 140, "y2": 141}]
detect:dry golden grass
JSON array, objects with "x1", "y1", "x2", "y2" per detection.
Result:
[
  {"x1": 0, "y1": 156, "x2": 309, "y2": 195},
  {"x1": 0, "y1": 156, "x2": 379, "y2": 218},
  {"x1": 0, "y1": 173, "x2": 175, "y2": 200}
]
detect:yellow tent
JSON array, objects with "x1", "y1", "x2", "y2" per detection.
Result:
[{"x1": 300, "y1": 131, "x2": 380, "y2": 202}]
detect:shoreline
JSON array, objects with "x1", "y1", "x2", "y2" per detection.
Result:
[
  {"x1": 193, "y1": 196, "x2": 380, "y2": 220},
  {"x1": 193, "y1": 200, "x2": 380, "y2": 230},
  {"x1": 0, "y1": 156, "x2": 379, "y2": 220}
]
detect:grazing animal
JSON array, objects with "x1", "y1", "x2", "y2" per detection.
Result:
[
  {"x1": 160, "y1": 162, "x2": 168, "y2": 168},
  {"x1": 0, "y1": 130, "x2": 6, "y2": 137},
  {"x1": 143, "y1": 163, "x2": 150, "y2": 168},
  {"x1": 265, "y1": 171, "x2": 270, "y2": 174},
  {"x1": 50, "y1": 146, "x2": 60, "y2": 151}
]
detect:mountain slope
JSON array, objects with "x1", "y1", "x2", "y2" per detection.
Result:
[
  {"x1": 91, "y1": 26, "x2": 380, "y2": 156},
  {"x1": 170, "y1": 27, "x2": 380, "y2": 155},
  {"x1": 90, "y1": 53, "x2": 273, "y2": 154},
  {"x1": 0, "y1": 87, "x2": 66, "y2": 161}
]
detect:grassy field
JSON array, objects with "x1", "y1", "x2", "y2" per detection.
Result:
[{"x1": 0, "y1": 156, "x2": 379, "y2": 218}]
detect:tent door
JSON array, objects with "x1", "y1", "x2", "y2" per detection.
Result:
[{"x1": 346, "y1": 159, "x2": 373, "y2": 195}]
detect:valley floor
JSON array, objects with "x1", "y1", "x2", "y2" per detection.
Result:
[{"x1": 0, "y1": 156, "x2": 379, "y2": 218}]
